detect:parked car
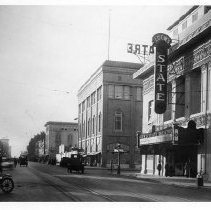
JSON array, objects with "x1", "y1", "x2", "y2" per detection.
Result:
[
  {"x1": 0, "y1": 157, "x2": 14, "y2": 169},
  {"x1": 60, "y1": 157, "x2": 71, "y2": 167},
  {"x1": 67, "y1": 154, "x2": 85, "y2": 174}
]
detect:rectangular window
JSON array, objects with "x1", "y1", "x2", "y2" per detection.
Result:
[
  {"x1": 82, "y1": 101, "x2": 85, "y2": 112},
  {"x1": 115, "y1": 85, "x2": 123, "y2": 99},
  {"x1": 92, "y1": 116, "x2": 95, "y2": 134},
  {"x1": 164, "y1": 83, "x2": 172, "y2": 122},
  {"x1": 136, "y1": 87, "x2": 142, "y2": 101},
  {"x1": 87, "y1": 119, "x2": 90, "y2": 136},
  {"x1": 97, "y1": 86, "x2": 102, "y2": 101},
  {"x1": 91, "y1": 92, "x2": 96, "y2": 105},
  {"x1": 175, "y1": 76, "x2": 185, "y2": 119},
  {"x1": 123, "y1": 86, "x2": 130, "y2": 100},
  {"x1": 108, "y1": 85, "x2": 114, "y2": 98},
  {"x1": 182, "y1": 20, "x2": 187, "y2": 31},
  {"x1": 148, "y1": 100, "x2": 153, "y2": 121},
  {"x1": 87, "y1": 96, "x2": 90, "y2": 108},
  {"x1": 98, "y1": 113, "x2": 101, "y2": 132},
  {"x1": 115, "y1": 112, "x2": 122, "y2": 131},
  {"x1": 190, "y1": 70, "x2": 201, "y2": 115},
  {"x1": 192, "y1": 12, "x2": 198, "y2": 23}
]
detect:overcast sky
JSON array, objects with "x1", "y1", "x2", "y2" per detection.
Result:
[{"x1": 0, "y1": 3, "x2": 195, "y2": 156}]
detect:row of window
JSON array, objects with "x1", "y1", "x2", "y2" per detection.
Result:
[
  {"x1": 79, "y1": 86, "x2": 102, "y2": 113},
  {"x1": 79, "y1": 111, "x2": 123, "y2": 139},
  {"x1": 172, "y1": 11, "x2": 199, "y2": 38},
  {"x1": 108, "y1": 85, "x2": 142, "y2": 101},
  {"x1": 80, "y1": 113, "x2": 102, "y2": 138},
  {"x1": 148, "y1": 70, "x2": 204, "y2": 122},
  {"x1": 55, "y1": 133, "x2": 74, "y2": 147}
]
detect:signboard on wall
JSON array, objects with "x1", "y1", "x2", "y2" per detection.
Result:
[{"x1": 152, "y1": 33, "x2": 172, "y2": 114}]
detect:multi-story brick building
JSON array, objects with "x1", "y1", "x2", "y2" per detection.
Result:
[
  {"x1": 134, "y1": 5, "x2": 211, "y2": 181},
  {"x1": 78, "y1": 60, "x2": 143, "y2": 168},
  {"x1": 45, "y1": 122, "x2": 78, "y2": 158}
]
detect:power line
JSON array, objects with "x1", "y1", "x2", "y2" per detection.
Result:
[{"x1": 0, "y1": 76, "x2": 71, "y2": 95}]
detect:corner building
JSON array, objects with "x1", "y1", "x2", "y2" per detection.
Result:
[
  {"x1": 134, "y1": 5, "x2": 211, "y2": 180},
  {"x1": 78, "y1": 60, "x2": 143, "y2": 168}
]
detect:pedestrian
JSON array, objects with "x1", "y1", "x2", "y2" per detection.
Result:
[
  {"x1": 14, "y1": 158, "x2": 17, "y2": 168},
  {"x1": 184, "y1": 162, "x2": 188, "y2": 177},
  {"x1": 165, "y1": 163, "x2": 169, "y2": 177},
  {"x1": 110, "y1": 159, "x2": 113, "y2": 173},
  {"x1": 157, "y1": 161, "x2": 162, "y2": 176}
]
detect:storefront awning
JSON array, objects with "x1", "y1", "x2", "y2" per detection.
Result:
[
  {"x1": 87, "y1": 152, "x2": 101, "y2": 156},
  {"x1": 137, "y1": 121, "x2": 204, "y2": 147}
]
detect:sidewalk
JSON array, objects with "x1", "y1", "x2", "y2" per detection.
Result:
[
  {"x1": 85, "y1": 166, "x2": 211, "y2": 189},
  {"x1": 121, "y1": 171, "x2": 211, "y2": 189}
]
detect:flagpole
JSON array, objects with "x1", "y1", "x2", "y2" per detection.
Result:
[{"x1": 108, "y1": 9, "x2": 111, "y2": 60}]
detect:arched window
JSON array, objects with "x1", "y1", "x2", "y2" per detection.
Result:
[
  {"x1": 114, "y1": 110, "x2": 122, "y2": 131},
  {"x1": 92, "y1": 115, "x2": 95, "y2": 134},
  {"x1": 98, "y1": 112, "x2": 101, "y2": 132},
  {"x1": 67, "y1": 134, "x2": 73, "y2": 147},
  {"x1": 55, "y1": 132, "x2": 61, "y2": 146}
]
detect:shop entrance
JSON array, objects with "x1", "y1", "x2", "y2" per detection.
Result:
[{"x1": 167, "y1": 145, "x2": 197, "y2": 177}]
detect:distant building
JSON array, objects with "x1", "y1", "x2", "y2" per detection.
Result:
[
  {"x1": 0, "y1": 138, "x2": 11, "y2": 158},
  {"x1": 44, "y1": 122, "x2": 78, "y2": 158},
  {"x1": 134, "y1": 5, "x2": 211, "y2": 180},
  {"x1": 78, "y1": 60, "x2": 143, "y2": 168}
]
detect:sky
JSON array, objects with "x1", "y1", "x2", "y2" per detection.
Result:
[{"x1": 0, "y1": 2, "x2": 198, "y2": 157}]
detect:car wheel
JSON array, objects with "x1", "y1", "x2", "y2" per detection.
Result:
[{"x1": 1, "y1": 178, "x2": 14, "y2": 193}]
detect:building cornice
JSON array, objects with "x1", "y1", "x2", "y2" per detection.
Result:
[{"x1": 45, "y1": 121, "x2": 78, "y2": 127}]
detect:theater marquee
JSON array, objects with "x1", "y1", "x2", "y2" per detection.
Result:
[{"x1": 152, "y1": 33, "x2": 172, "y2": 114}]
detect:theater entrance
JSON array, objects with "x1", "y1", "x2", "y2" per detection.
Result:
[{"x1": 166, "y1": 145, "x2": 198, "y2": 177}]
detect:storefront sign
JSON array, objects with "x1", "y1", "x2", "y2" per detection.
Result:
[
  {"x1": 138, "y1": 127, "x2": 173, "y2": 146},
  {"x1": 107, "y1": 143, "x2": 129, "y2": 152},
  {"x1": 138, "y1": 132, "x2": 172, "y2": 146},
  {"x1": 152, "y1": 33, "x2": 172, "y2": 114}
]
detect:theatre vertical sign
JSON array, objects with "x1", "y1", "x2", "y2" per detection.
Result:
[{"x1": 152, "y1": 33, "x2": 172, "y2": 114}]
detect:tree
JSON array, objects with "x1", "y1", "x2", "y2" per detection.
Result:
[{"x1": 27, "y1": 131, "x2": 46, "y2": 161}]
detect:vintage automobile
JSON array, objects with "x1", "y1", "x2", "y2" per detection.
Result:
[
  {"x1": 67, "y1": 154, "x2": 85, "y2": 174},
  {"x1": 19, "y1": 155, "x2": 28, "y2": 167},
  {"x1": 1, "y1": 157, "x2": 14, "y2": 169}
]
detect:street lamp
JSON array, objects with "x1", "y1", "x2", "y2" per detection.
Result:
[{"x1": 114, "y1": 143, "x2": 124, "y2": 175}]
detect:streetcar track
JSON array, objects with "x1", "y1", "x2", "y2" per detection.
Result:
[
  {"x1": 28, "y1": 166, "x2": 114, "y2": 201},
  {"x1": 28, "y1": 166, "x2": 81, "y2": 201},
  {"x1": 28, "y1": 164, "x2": 194, "y2": 202}
]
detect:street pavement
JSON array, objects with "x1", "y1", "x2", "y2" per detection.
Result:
[
  {"x1": 86, "y1": 166, "x2": 211, "y2": 189},
  {"x1": 1, "y1": 162, "x2": 211, "y2": 202}
]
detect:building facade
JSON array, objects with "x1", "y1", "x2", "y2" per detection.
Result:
[
  {"x1": 78, "y1": 60, "x2": 143, "y2": 168},
  {"x1": 134, "y1": 5, "x2": 211, "y2": 180},
  {"x1": 45, "y1": 122, "x2": 78, "y2": 158}
]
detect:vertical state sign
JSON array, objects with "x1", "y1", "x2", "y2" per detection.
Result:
[{"x1": 152, "y1": 33, "x2": 172, "y2": 114}]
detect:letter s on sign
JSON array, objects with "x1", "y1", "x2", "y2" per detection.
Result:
[{"x1": 158, "y1": 55, "x2": 165, "y2": 63}]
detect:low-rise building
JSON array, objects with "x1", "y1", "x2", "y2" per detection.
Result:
[{"x1": 45, "y1": 121, "x2": 78, "y2": 159}]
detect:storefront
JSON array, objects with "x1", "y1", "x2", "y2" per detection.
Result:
[{"x1": 137, "y1": 120, "x2": 204, "y2": 177}]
